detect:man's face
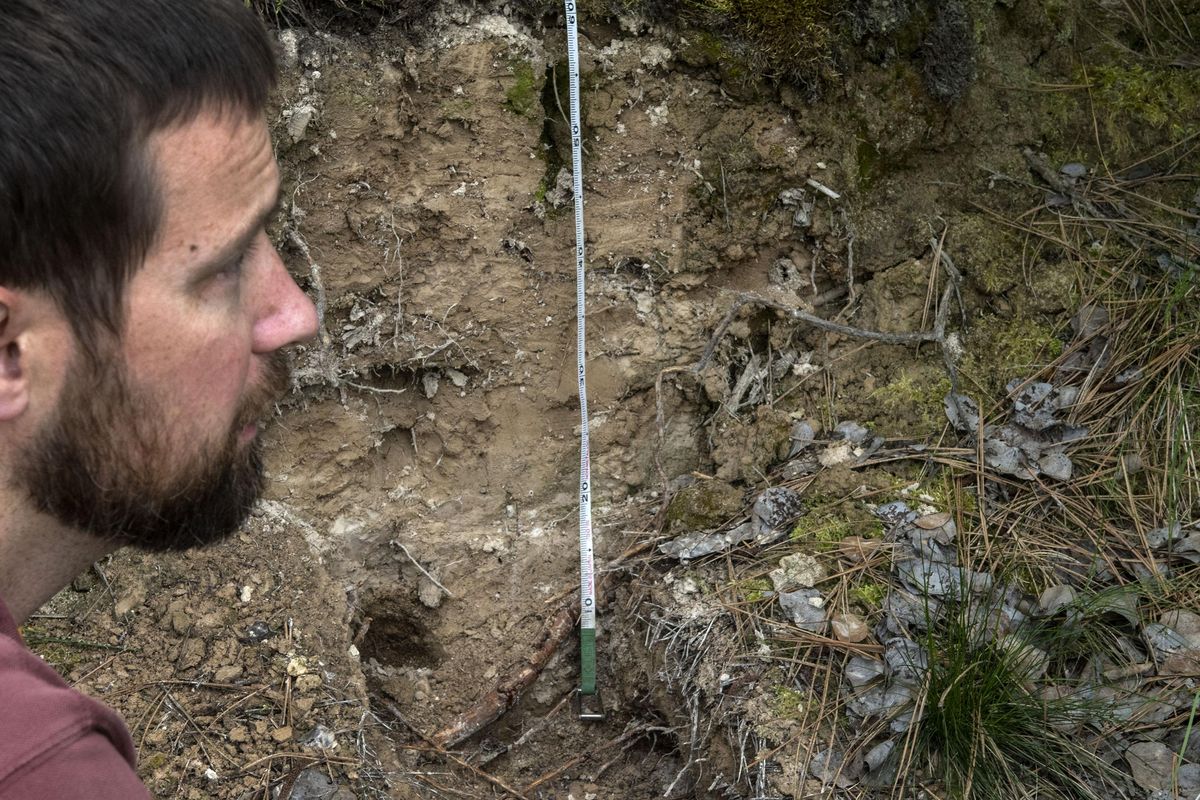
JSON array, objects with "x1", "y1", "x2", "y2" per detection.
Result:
[{"x1": 16, "y1": 111, "x2": 319, "y2": 550}]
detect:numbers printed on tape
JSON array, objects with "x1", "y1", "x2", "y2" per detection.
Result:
[{"x1": 564, "y1": 0, "x2": 600, "y2": 684}]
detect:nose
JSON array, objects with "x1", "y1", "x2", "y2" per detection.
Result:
[{"x1": 251, "y1": 238, "x2": 320, "y2": 354}]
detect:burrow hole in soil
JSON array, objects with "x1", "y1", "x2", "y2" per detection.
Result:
[{"x1": 359, "y1": 594, "x2": 444, "y2": 670}]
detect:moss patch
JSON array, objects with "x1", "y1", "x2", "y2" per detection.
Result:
[
  {"x1": 504, "y1": 60, "x2": 538, "y2": 117},
  {"x1": 959, "y1": 315, "x2": 1065, "y2": 405},
  {"x1": 790, "y1": 498, "x2": 883, "y2": 550},
  {"x1": 851, "y1": 582, "x2": 887, "y2": 609},
  {"x1": 1086, "y1": 64, "x2": 1200, "y2": 157},
  {"x1": 869, "y1": 365, "x2": 952, "y2": 438},
  {"x1": 666, "y1": 479, "x2": 744, "y2": 532},
  {"x1": 683, "y1": 0, "x2": 838, "y2": 90}
]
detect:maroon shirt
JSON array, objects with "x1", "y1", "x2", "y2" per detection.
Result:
[{"x1": 0, "y1": 597, "x2": 150, "y2": 799}]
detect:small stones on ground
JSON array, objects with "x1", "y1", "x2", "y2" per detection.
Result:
[
  {"x1": 831, "y1": 612, "x2": 868, "y2": 643},
  {"x1": 271, "y1": 725, "x2": 294, "y2": 743},
  {"x1": 243, "y1": 621, "x2": 273, "y2": 644},
  {"x1": 301, "y1": 725, "x2": 338, "y2": 750},
  {"x1": 658, "y1": 522, "x2": 754, "y2": 560},
  {"x1": 778, "y1": 588, "x2": 827, "y2": 633},
  {"x1": 844, "y1": 655, "x2": 885, "y2": 687},
  {"x1": 286, "y1": 655, "x2": 311, "y2": 677},
  {"x1": 417, "y1": 576, "x2": 444, "y2": 608},
  {"x1": 1125, "y1": 741, "x2": 1177, "y2": 792},
  {"x1": 769, "y1": 553, "x2": 826, "y2": 591},
  {"x1": 752, "y1": 487, "x2": 806, "y2": 541},
  {"x1": 884, "y1": 637, "x2": 928, "y2": 681},
  {"x1": 1038, "y1": 584, "x2": 1076, "y2": 615}
]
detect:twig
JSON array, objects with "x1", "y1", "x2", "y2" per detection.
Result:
[
  {"x1": 521, "y1": 727, "x2": 643, "y2": 793},
  {"x1": 436, "y1": 539, "x2": 656, "y2": 748},
  {"x1": 431, "y1": 600, "x2": 577, "y2": 748},
  {"x1": 384, "y1": 702, "x2": 532, "y2": 800},
  {"x1": 693, "y1": 291, "x2": 942, "y2": 374},
  {"x1": 391, "y1": 540, "x2": 454, "y2": 598}
]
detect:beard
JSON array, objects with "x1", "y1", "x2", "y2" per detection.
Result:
[{"x1": 14, "y1": 349, "x2": 290, "y2": 552}]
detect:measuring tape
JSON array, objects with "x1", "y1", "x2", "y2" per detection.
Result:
[{"x1": 564, "y1": 0, "x2": 602, "y2": 720}]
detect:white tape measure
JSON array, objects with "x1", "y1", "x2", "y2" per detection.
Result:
[{"x1": 563, "y1": 0, "x2": 601, "y2": 718}]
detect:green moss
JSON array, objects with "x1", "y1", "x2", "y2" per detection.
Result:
[
  {"x1": 870, "y1": 366, "x2": 952, "y2": 437},
  {"x1": 1086, "y1": 64, "x2": 1200, "y2": 155},
  {"x1": 771, "y1": 685, "x2": 807, "y2": 718},
  {"x1": 952, "y1": 217, "x2": 1023, "y2": 295},
  {"x1": 740, "y1": 577, "x2": 774, "y2": 602},
  {"x1": 504, "y1": 60, "x2": 538, "y2": 117},
  {"x1": 790, "y1": 498, "x2": 883, "y2": 550},
  {"x1": 851, "y1": 582, "x2": 887, "y2": 608},
  {"x1": 666, "y1": 480, "x2": 744, "y2": 532},
  {"x1": 683, "y1": 0, "x2": 838, "y2": 90},
  {"x1": 140, "y1": 753, "x2": 171, "y2": 771},
  {"x1": 438, "y1": 98, "x2": 474, "y2": 124},
  {"x1": 959, "y1": 315, "x2": 1065, "y2": 404}
]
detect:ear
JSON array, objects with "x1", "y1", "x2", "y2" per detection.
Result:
[{"x1": 0, "y1": 289, "x2": 31, "y2": 421}]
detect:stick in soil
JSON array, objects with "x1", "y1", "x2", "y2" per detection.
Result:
[
  {"x1": 431, "y1": 540, "x2": 654, "y2": 748},
  {"x1": 692, "y1": 290, "x2": 947, "y2": 375},
  {"x1": 384, "y1": 701, "x2": 532, "y2": 800}
]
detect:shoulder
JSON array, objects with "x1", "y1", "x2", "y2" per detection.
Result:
[{"x1": 0, "y1": 633, "x2": 140, "y2": 789}]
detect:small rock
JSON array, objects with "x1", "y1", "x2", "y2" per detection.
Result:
[
  {"x1": 658, "y1": 523, "x2": 755, "y2": 560},
  {"x1": 285, "y1": 103, "x2": 316, "y2": 144},
  {"x1": 271, "y1": 726, "x2": 294, "y2": 743},
  {"x1": 1038, "y1": 451, "x2": 1074, "y2": 481},
  {"x1": 874, "y1": 501, "x2": 916, "y2": 528},
  {"x1": 1146, "y1": 523, "x2": 1183, "y2": 549},
  {"x1": 913, "y1": 512, "x2": 951, "y2": 531},
  {"x1": 422, "y1": 372, "x2": 439, "y2": 399},
  {"x1": 778, "y1": 588, "x2": 827, "y2": 633},
  {"x1": 1060, "y1": 162, "x2": 1087, "y2": 178},
  {"x1": 1143, "y1": 623, "x2": 1190, "y2": 660},
  {"x1": 289, "y1": 767, "x2": 339, "y2": 800},
  {"x1": 1159, "y1": 609, "x2": 1200, "y2": 647},
  {"x1": 214, "y1": 664, "x2": 243, "y2": 683},
  {"x1": 769, "y1": 553, "x2": 826, "y2": 591},
  {"x1": 286, "y1": 656, "x2": 310, "y2": 677},
  {"x1": 884, "y1": 637, "x2": 928, "y2": 681},
  {"x1": 300, "y1": 725, "x2": 338, "y2": 750},
  {"x1": 845, "y1": 655, "x2": 886, "y2": 687},
  {"x1": 242, "y1": 621, "x2": 273, "y2": 644},
  {"x1": 831, "y1": 613, "x2": 869, "y2": 643},
  {"x1": 787, "y1": 420, "x2": 816, "y2": 457},
  {"x1": 1125, "y1": 741, "x2": 1176, "y2": 792},
  {"x1": 1038, "y1": 584, "x2": 1076, "y2": 615},
  {"x1": 1177, "y1": 762, "x2": 1200, "y2": 796},
  {"x1": 751, "y1": 487, "x2": 806, "y2": 539},
  {"x1": 834, "y1": 421, "x2": 870, "y2": 444},
  {"x1": 228, "y1": 725, "x2": 249, "y2": 743},
  {"x1": 417, "y1": 577, "x2": 444, "y2": 609}
]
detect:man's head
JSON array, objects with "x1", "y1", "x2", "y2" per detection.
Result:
[{"x1": 0, "y1": 1, "x2": 319, "y2": 550}]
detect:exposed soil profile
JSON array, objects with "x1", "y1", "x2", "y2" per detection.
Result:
[{"x1": 28, "y1": 1, "x2": 1200, "y2": 798}]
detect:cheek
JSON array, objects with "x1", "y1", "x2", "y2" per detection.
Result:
[{"x1": 126, "y1": 331, "x2": 254, "y2": 430}]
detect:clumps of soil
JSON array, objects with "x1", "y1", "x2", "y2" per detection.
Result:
[{"x1": 921, "y1": 0, "x2": 975, "y2": 102}]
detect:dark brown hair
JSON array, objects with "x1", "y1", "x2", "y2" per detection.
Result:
[{"x1": 0, "y1": 0, "x2": 277, "y2": 349}]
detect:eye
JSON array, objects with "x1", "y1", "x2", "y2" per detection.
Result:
[{"x1": 215, "y1": 241, "x2": 257, "y2": 283}]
